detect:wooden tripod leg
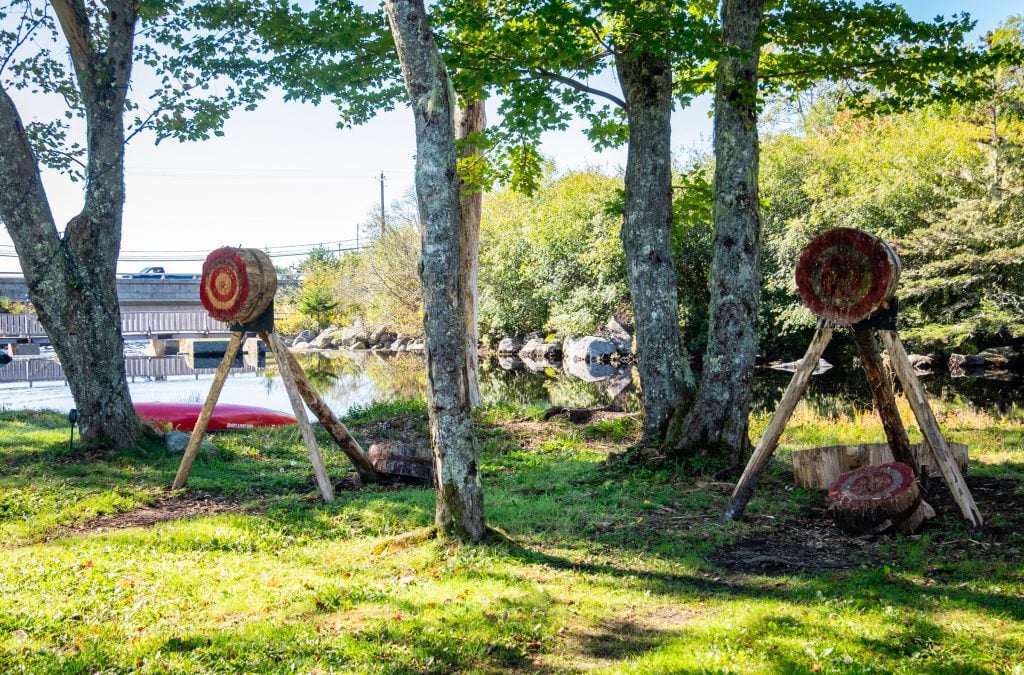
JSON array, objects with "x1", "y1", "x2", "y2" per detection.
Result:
[
  {"x1": 880, "y1": 330, "x2": 983, "y2": 532},
  {"x1": 172, "y1": 332, "x2": 243, "y2": 490},
  {"x1": 268, "y1": 332, "x2": 335, "y2": 502},
  {"x1": 723, "y1": 326, "x2": 834, "y2": 521},
  {"x1": 852, "y1": 326, "x2": 917, "y2": 475},
  {"x1": 260, "y1": 333, "x2": 380, "y2": 484}
]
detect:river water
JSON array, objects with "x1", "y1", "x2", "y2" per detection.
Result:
[{"x1": 1, "y1": 342, "x2": 1021, "y2": 421}]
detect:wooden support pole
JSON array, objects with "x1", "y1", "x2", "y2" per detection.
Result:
[
  {"x1": 880, "y1": 330, "x2": 983, "y2": 532},
  {"x1": 723, "y1": 326, "x2": 834, "y2": 521},
  {"x1": 172, "y1": 331, "x2": 242, "y2": 490},
  {"x1": 268, "y1": 332, "x2": 335, "y2": 502},
  {"x1": 852, "y1": 326, "x2": 918, "y2": 476},
  {"x1": 260, "y1": 332, "x2": 380, "y2": 484}
]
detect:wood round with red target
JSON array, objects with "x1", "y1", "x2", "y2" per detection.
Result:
[
  {"x1": 828, "y1": 462, "x2": 927, "y2": 534},
  {"x1": 795, "y1": 228, "x2": 901, "y2": 325},
  {"x1": 200, "y1": 247, "x2": 277, "y2": 324}
]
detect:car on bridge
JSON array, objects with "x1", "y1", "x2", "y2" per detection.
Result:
[{"x1": 119, "y1": 266, "x2": 200, "y2": 280}]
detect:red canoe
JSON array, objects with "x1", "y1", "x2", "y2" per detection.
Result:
[{"x1": 134, "y1": 402, "x2": 297, "y2": 431}]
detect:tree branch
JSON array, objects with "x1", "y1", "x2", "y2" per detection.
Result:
[
  {"x1": 50, "y1": 0, "x2": 94, "y2": 81},
  {"x1": 528, "y1": 67, "x2": 626, "y2": 109}
]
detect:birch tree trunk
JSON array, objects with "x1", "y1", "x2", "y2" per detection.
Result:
[
  {"x1": 386, "y1": 0, "x2": 486, "y2": 541},
  {"x1": 615, "y1": 48, "x2": 694, "y2": 443},
  {"x1": 671, "y1": 0, "x2": 765, "y2": 467},
  {"x1": 456, "y1": 98, "x2": 485, "y2": 407},
  {"x1": 0, "y1": 0, "x2": 139, "y2": 447}
]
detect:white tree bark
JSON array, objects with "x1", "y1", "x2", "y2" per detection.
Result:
[
  {"x1": 456, "y1": 97, "x2": 485, "y2": 407},
  {"x1": 386, "y1": 0, "x2": 486, "y2": 541}
]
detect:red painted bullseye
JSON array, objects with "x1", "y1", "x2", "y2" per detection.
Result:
[
  {"x1": 200, "y1": 248, "x2": 251, "y2": 322},
  {"x1": 795, "y1": 228, "x2": 901, "y2": 325}
]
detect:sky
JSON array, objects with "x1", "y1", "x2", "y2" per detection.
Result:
[{"x1": 0, "y1": 1, "x2": 1018, "y2": 275}]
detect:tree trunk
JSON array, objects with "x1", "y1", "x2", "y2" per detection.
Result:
[
  {"x1": 456, "y1": 97, "x2": 485, "y2": 407},
  {"x1": 615, "y1": 49, "x2": 693, "y2": 443},
  {"x1": 0, "y1": 1, "x2": 140, "y2": 447},
  {"x1": 386, "y1": 0, "x2": 486, "y2": 542},
  {"x1": 671, "y1": 0, "x2": 765, "y2": 467}
]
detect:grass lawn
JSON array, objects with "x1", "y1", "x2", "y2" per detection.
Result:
[{"x1": 1, "y1": 398, "x2": 1022, "y2": 673}]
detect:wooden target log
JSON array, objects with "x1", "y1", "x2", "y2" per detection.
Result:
[
  {"x1": 200, "y1": 247, "x2": 277, "y2": 324},
  {"x1": 828, "y1": 462, "x2": 932, "y2": 534},
  {"x1": 795, "y1": 228, "x2": 901, "y2": 325}
]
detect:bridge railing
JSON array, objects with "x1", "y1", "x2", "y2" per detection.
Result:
[{"x1": 2, "y1": 311, "x2": 232, "y2": 340}]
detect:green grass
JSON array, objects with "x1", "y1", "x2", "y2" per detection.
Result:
[{"x1": 1, "y1": 399, "x2": 1022, "y2": 673}]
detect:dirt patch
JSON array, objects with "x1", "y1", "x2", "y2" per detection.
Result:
[
  {"x1": 709, "y1": 475, "x2": 1024, "y2": 576},
  {"x1": 56, "y1": 493, "x2": 245, "y2": 538}
]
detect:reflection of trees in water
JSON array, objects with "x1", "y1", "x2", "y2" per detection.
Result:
[
  {"x1": 361, "y1": 353, "x2": 427, "y2": 400},
  {"x1": 753, "y1": 366, "x2": 1022, "y2": 420},
  {"x1": 270, "y1": 351, "x2": 427, "y2": 402},
  {"x1": 275, "y1": 351, "x2": 1019, "y2": 420},
  {"x1": 479, "y1": 363, "x2": 550, "y2": 405}
]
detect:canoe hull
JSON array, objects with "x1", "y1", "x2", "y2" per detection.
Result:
[{"x1": 134, "y1": 402, "x2": 296, "y2": 431}]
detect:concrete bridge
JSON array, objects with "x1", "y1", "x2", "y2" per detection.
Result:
[
  {"x1": 0, "y1": 275, "x2": 298, "y2": 312},
  {"x1": 1, "y1": 311, "x2": 234, "y2": 346},
  {"x1": 0, "y1": 276, "x2": 208, "y2": 311},
  {"x1": 0, "y1": 354, "x2": 259, "y2": 385}
]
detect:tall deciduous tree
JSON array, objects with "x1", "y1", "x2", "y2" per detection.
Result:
[
  {"x1": 0, "y1": 1, "x2": 267, "y2": 446},
  {"x1": 670, "y1": 0, "x2": 764, "y2": 465},
  {"x1": 0, "y1": 1, "x2": 139, "y2": 446},
  {"x1": 385, "y1": 0, "x2": 486, "y2": 541}
]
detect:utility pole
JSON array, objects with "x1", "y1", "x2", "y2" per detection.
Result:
[{"x1": 379, "y1": 171, "x2": 386, "y2": 235}]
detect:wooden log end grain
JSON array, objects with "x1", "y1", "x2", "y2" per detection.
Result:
[
  {"x1": 828, "y1": 462, "x2": 933, "y2": 535},
  {"x1": 795, "y1": 228, "x2": 901, "y2": 325},
  {"x1": 200, "y1": 247, "x2": 277, "y2": 324}
]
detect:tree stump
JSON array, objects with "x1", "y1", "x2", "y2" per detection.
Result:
[
  {"x1": 200, "y1": 247, "x2": 277, "y2": 324},
  {"x1": 795, "y1": 228, "x2": 901, "y2": 325},
  {"x1": 792, "y1": 445, "x2": 850, "y2": 488},
  {"x1": 369, "y1": 442, "x2": 433, "y2": 485},
  {"x1": 828, "y1": 462, "x2": 932, "y2": 534}
]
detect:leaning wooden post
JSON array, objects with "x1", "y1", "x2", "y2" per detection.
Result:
[
  {"x1": 268, "y1": 332, "x2": 335, "y2": 502},
  {"x1": 723, "y1": 325, "x2": 833, "y2": 521},
  {"x1": 880, "y1": 330, "x2": 983, "y2": 531},
  {"x1": 172, "y1": 331, "x2": 242, "y2": 489},
  {"x1": 260, "y1": 332, "x2": 380, "y2": 484},
  {"x1": 851, "y1": 326, "x2": 918, "y2": 475}
]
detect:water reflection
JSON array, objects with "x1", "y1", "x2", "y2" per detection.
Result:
[{"x1": 1, "y1": 344, "x2": 1019, "y2": 422}]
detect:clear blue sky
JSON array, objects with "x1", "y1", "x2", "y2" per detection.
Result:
[{"x1": 0, "y1": 1, "x2": 1018, "y2": 274}]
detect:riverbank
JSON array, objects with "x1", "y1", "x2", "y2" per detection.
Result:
[{"x1": 1, "y1": 399, "x2": 1022, "y2": 671}]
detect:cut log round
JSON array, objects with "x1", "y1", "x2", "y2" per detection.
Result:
[
  {"x1": 792, "y1": 445, "x2": 850, "y2": 489},
  {"x1": 369, "y1": 442, "x2": 433, "y2": 484},
  {"x1": 828, "y1": 462, "x2": 929, "y2": 534},
  {"x1": 200, "y1": 247, "x2": 277, "y2": 324},
  {"x1": 795, "y1": 228, "x2": 901, "y2": 325}
]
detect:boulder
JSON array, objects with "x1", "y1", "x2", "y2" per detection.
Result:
[
  {"x1": 406, "y1": 340, "x2": 425, "y2": 351},
  {"x1": 165, "y1": 431, "x2": 218, "y2": 454},
  {"x1": 563, "y1": 357, "x2": 616, "y2": 382},
  {"x1": 604, "y1": 317, "x2": 633, "y2": 354},
  {"x1": 949, "y1": 348, "x2": 1021, "y2": 374},
  {"x1": 497, "y1": 336, "x2": 524, "y2": 355},
  {"x1": 367, "y1": 325, "x2": 397, "y2": 347},
  {"x1": 295, "y1": 330, "x2": 315, "y2": 344},
  {"x1": 292, "y1": 341, "x2": 311, "y2": 350},
  {"x1": 563, "y1": 336, "x2": 616, "y2": 363},
  {"x1": 907, "y1": 354, "x2": 936, "y2": 373},
  {"x1": 351, "y1": 341, "x2": 368, "y2": 350},
  {"x1": 518, "y1": 338, "x2": 562, "y2": 361}
]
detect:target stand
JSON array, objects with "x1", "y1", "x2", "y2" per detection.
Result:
[
  {"x1": 171, "y1": 248, "x2": 381, "y2": 502},
  {"x1": 723, "y1": 228, "x2": 983, "y2": 533}
]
